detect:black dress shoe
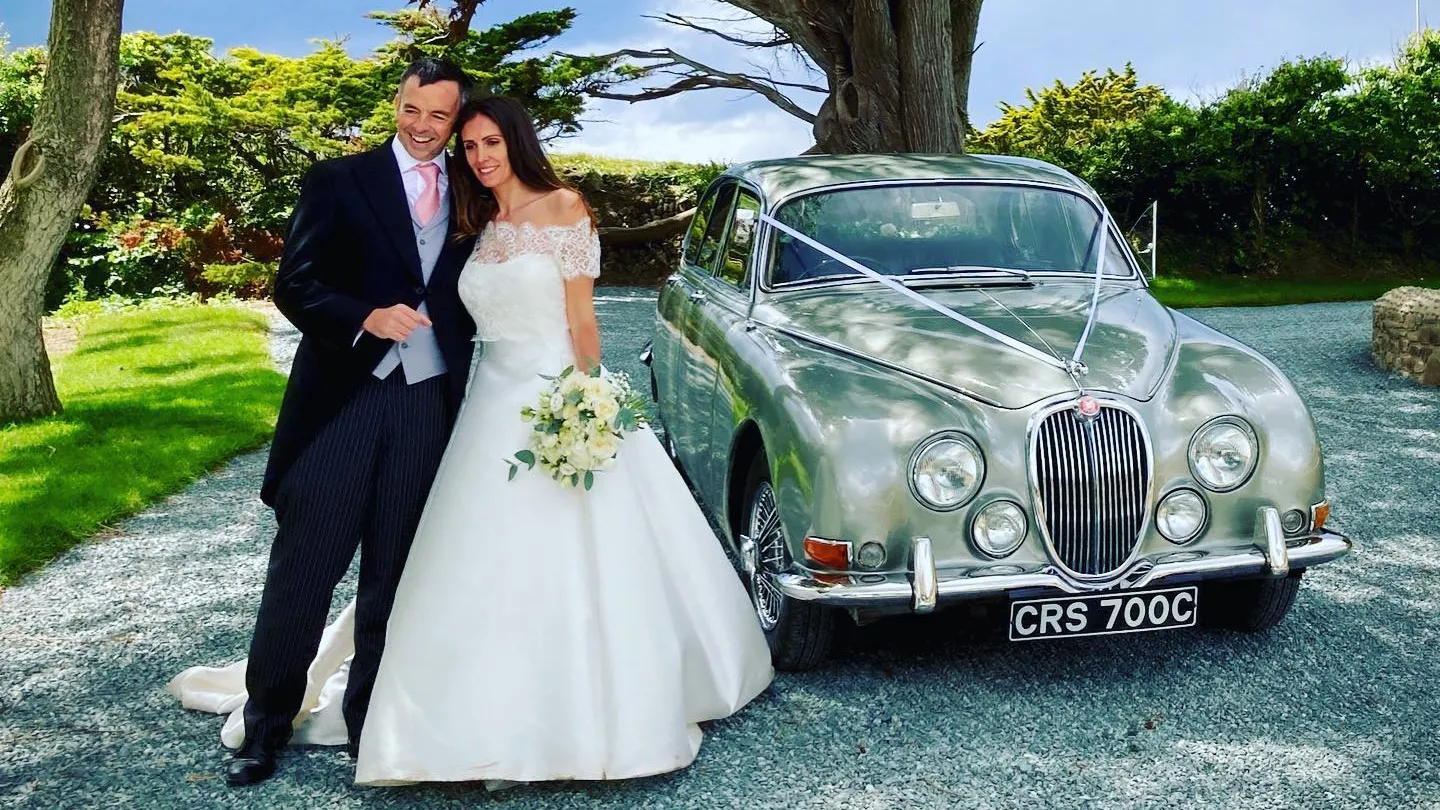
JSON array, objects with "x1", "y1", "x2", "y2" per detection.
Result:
[{"x1": 225, "y1": 746, "x2": 279, "y2": 787}]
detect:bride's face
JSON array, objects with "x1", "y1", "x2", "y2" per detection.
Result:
[{"x1": 461, "y1": 115, "x2": 512, "y2": 189}]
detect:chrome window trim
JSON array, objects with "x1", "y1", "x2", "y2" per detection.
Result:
[{"x1": 752, "y1": 178, "x2": 1143, "y2": 294}]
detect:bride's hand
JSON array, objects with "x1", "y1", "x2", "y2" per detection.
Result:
[{"x1": 364, "y1": 304, "x2": 432, "y2": 341}]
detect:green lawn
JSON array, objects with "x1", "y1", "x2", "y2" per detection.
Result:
[
  {"x1": 1150, "y1": 275, "x2": 1440, "y2": 308},
  {"x1": 0, "y1": 305, "x2": 285, "y2": 586}
]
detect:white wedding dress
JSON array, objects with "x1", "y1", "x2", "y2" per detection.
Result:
[{"x1": 169, "y1": 219, "x2": 774, "y2": 785}]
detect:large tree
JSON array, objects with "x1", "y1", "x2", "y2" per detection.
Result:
[{"x1": 0, "y1": 0, "x2": 123, "y2": 422}]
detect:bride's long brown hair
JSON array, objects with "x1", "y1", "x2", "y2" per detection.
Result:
[{"x1": 449, "y1": 96, "x2": 595, "y2": 237}]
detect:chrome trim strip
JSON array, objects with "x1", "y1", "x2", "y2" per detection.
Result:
[{"x1": 774, "y1": 530, "x2": 1351, "y2": 607}]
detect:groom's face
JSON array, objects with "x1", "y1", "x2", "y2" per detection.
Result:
[{"x1": 394, "y1": 76, "x2": 462, "y2": 163}]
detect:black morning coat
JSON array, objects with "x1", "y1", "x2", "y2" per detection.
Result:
[{"x1": 261, "y1": 137, "x2": 477, "y2": 507}]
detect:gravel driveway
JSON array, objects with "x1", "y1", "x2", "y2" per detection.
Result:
[{"x1": 1, "y1": 298, "x2": 1437, "y2": 810}]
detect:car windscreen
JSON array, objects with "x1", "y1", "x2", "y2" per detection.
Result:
[{"x1": 768, "y1": 183, "x2": 1135, "y2": 286}]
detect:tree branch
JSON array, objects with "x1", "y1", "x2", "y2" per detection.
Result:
[
  {"x1": 598, "y1": 207, "x2": 695, "y2": 246},
  {"x1": 645, "y1": 13, "x2": 793, "y2": 49},
  {"x1": 574, "y1": 47, "x2": 821, "y2": 124},
  {"x1": 409, "y1": 0, "x2": 484, "y2": 45}
]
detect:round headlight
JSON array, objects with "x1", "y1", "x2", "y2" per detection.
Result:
[
  {"x1": 910, "y1": 433, "x2": 984, "y2": 511},
  {"x1": 1157, "y1": 489, "x2": 1207, "y2": 544},
  {"x1": 1188, "y1": 417, "x2": 1258, "y2": 492},
  {"x1": 972, "y1": 501, "x2": 1028, "y2": 558}
]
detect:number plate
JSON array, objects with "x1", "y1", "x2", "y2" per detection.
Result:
[{"x1": 1008, "y1": 586, "x2": 1198, "y2": 641}]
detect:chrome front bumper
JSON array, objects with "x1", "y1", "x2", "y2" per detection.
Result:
[{"x1": 759, "y1": 507, "x2": 1352, "y2": 613}]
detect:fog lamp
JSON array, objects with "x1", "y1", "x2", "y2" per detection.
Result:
[
  {"x1": 857, "y1": 542, "x2": 887, "y2": 569},
  {"x1": 1157, "y1": 489, "x2": 1207, "y2": 544},
  {"x1": 971, "y1": 501, "x2": 1027, "y2": 558},
  {"x1": 1281, "y1": 509, "x2": 1307, "y2": 535}
]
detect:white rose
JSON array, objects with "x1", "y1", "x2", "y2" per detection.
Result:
[
  {"x1": 591, "y1": 430, "x2": 619, "y2": 454},
  {"x1": 569, "y1": 443, "x2": 594, "y2": 469},
  {"x1": 540, "y1": 433, "x2": 560, "y2": 449},
  {"x1": 560, "y1": 372, "x2": 585, "y2": 395},
  {"x1": 582, "y1": 376, "x2": 609, "y2": 401},
  {"x1": 592, "y1": 397, "x2": 620, "y2": 424}
]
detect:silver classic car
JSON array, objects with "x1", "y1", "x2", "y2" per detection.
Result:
[{"x1": 642, "y1": 154, "x2": 1351, "y2": 670}]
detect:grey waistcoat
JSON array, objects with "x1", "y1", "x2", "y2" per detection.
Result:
[{"x1": 372, "y1": 206, "x2": 449, "y2": 383}]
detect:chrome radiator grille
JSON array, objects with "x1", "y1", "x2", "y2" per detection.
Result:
[{"x1": 1032, "y1": 404, "x2": 1150, "y2": 577}]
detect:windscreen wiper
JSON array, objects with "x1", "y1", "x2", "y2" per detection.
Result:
[{"x1": 910, "y1": 265, "x2": 1033, "y2": 281}]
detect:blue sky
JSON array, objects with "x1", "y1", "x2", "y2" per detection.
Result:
[{"x1": 1, "y1": 0, "x2": 1429, "y2": 162}]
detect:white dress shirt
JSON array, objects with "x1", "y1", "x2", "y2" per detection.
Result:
[{"x1": 391, "y1": 135, "x2": 449, "y2": 217}]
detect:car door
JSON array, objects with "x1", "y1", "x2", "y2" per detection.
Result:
[
  {"x1": 654, "y1": 183, "x2": 721, "y2": 424},
  {"x1": 690, "y1": 185, "x2": 763, "y2": 500},
  {"x1": 665, "y1": 179, "x2": 737, "y2": 478}
]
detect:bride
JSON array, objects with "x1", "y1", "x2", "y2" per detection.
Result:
[{"x1": 170, "y1": 96, "x2": 774, "y2": 786}]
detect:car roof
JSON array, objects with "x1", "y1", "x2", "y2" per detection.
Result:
[{"x1": 724, "y1": 153, "x2": 1098, "y2": 203}]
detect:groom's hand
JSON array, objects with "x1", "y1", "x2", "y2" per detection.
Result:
[{"x1": 363, "y1": 304, "x2": 432, "y2": 341}]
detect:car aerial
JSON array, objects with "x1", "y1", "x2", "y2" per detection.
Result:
[{"x1": 641, "y1": 153, "x2": 1352, "y2": 670}]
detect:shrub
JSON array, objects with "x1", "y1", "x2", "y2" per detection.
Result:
[{"x1": 202, "y1": 260, "x2": 277, "y2": 296}]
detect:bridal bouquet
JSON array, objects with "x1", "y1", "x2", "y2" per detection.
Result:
[{"x1": 507, "y1": 366, "x2": 648, "y2": 490}]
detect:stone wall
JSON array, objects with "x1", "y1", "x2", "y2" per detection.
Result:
[{"x1": 1373, "y1": 286, "x2": 1440, "y2": 386}]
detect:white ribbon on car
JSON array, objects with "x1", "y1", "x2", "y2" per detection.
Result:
[{"x1": 757, "y1": 211, "x2": 1113, "y2": 389}]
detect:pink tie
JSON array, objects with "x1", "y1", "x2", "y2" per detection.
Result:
[{"x1": 414, "y1": 162, "x2": 440, "y2": 226}]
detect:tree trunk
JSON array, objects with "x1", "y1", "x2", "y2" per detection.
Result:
[
  {"x1": 726, "y1": 0, "x2": 982, "y2": 155},
  {"x1": 598, "y1": 208, "x2": 695, "y2": 247},
  {"x1": 0, "y1": 0, "x2": 124, "y2": 422}
]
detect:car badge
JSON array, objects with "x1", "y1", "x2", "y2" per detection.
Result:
[{"x1": 1076, "y1": 395, "x2": 1101, "y2": 418}]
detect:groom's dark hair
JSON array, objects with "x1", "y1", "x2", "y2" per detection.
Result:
[{"x1": 398, "y1": 57, "x2": 475, "y2": 104}]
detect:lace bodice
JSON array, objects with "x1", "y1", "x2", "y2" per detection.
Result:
[{"x1": 459, "y1": 219, "x2": 601, "y2": 342}]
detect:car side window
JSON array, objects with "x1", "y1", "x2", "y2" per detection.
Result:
[
  {"x1": 682, "y1": 184, "x2": 722, "y2": 267},
  {"x1": 693, "y1": 182, "x2": 737, "y2": 273},
  {"x1": 715, "y1": 190, "x2": 761, "y2": 288}
]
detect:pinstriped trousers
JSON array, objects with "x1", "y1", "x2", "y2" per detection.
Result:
[{"x1": 241, "y1": 371, "x2": 451, "y2": 752}]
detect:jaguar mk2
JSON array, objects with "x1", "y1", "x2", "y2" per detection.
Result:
[{"x1": 642, "y1": 153, "x2": 1351, "y2": 670}]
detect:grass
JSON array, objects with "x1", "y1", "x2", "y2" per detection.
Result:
[
  {"x1": 0, "y1": 304, "x2": 285, "y2": 586},
  {"x1": 1149, "y1": 275, "x2": 1440, "y2": 308}
]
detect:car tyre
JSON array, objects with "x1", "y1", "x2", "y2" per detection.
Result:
[
  {"x1": 1201, "y1": 570, "x2": 1303, "y2": 632},
  {"x1": 743, "y1": 453, "x2": 836, "y2": 671}
]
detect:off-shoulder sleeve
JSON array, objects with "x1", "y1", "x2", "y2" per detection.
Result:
[{"x1": 554, "y1": 220, "x2": 601, "y2": 280}]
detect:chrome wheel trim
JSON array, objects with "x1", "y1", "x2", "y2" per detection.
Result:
[{"x1": 747, "y1": 480, "x2": 786, "y2": 631}]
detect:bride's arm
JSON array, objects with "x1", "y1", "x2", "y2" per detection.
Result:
[
  {"x1": 554, "y1": 193, "x2": 604, "y2": 372},
  {"x1": 564, "y1": 275, "x2": 601, "y2": 373}
]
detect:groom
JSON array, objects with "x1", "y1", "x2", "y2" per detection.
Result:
[{"x1": 227, "y1": 57, "x2": 478, "y2": 787}]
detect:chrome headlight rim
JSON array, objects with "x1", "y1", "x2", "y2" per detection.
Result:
[
  {"x1": 1187, "y1": 415, "x2": 1259, "y2": 493},
  {"x1": 1156, "y1": 487, "x2": 1208, "y2": 544},
  {"x1": 908, "y1": 431, "x2": 986, "y2": 512},
  {"x1": 970, "y1": 499, "x2": 1029, "y2": 559}
]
